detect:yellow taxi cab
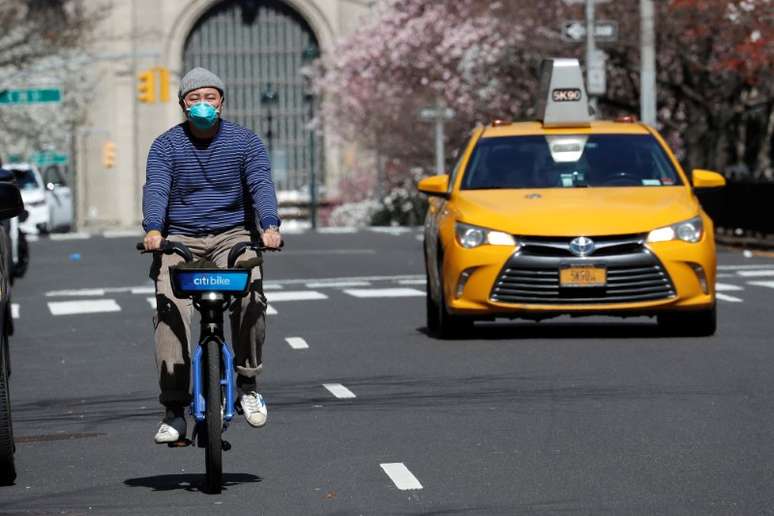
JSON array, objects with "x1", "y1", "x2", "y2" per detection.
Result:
[{"x1": 418, "y1": 58, "x2": 726, "y2": 338}]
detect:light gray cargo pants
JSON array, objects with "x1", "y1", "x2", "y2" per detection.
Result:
[{"x1": 149, "y1": 227, "x2": 266, "y2": 407}]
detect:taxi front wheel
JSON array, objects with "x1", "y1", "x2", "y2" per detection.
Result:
[
  {"x1": 657, "y1": 304, "x2": 717, "y2": 337},
  {"x1": 428, "y1": 277, "x2": 473, "y2": 339}
]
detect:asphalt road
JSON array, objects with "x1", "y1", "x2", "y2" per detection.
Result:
[{"x1": 2, "y1": 228, "x2": 774, "y2": 515}]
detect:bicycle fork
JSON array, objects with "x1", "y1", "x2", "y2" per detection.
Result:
[{"x1": 191, "y1": 338, "x2": 236, "y2": 425}]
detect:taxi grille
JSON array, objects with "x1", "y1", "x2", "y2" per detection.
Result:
[{"x1": 490, "y1": 243, "x2": 675, "y2": 305}]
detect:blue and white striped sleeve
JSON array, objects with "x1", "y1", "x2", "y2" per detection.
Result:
[
  {"x1": 142, "y1": 137, "x2": 173, "y2": 233},
  {"x1": 243, "y1": 132, "x2": 280, "y2": 229}
]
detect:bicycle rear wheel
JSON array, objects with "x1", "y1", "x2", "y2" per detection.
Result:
[{"x1": 204, "y1": 338, "x2": 223, "y2": 494}]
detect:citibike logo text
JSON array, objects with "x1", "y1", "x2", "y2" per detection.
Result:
[{"x1": 193, "y1": 275, "x2": 231, "y2": 286}]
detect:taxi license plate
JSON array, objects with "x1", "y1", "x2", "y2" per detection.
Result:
[{"x1": 559, "y1": 266, "x2": 606, "y2": 287}]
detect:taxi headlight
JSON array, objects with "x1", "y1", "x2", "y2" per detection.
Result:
[
  {"x1": 647, "y1": 216, "x2": 703, "y2": 243},
  {"x1": 455, "y1": 222, "x2": 517, "y2": 249}
]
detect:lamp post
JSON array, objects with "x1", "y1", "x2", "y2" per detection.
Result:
[
  {"x1": 302, "y1": 44, "x2": 320, "y2": 229},
  {"x1": 260, "y1": 83, "x2": 278, "y2": 153}
]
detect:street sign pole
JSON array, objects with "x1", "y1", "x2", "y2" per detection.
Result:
[
  {"x1": 585, "y1": 0, "x2": 597, "y2": 113},
  {"x1": 419, "y1": 100, "x2": 455, "y2": 175},
  {"x1": 435, "y1": 100, "x2": 445, "y2": 174},
  {"x1": 640, "y1": 0, "x2": 657, "y2": 126}
]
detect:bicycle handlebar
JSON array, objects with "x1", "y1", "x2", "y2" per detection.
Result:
[{"x1": 136, "y1": 238, "x2": 282, "y2": 267}]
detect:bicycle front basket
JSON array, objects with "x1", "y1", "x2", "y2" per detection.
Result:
[{"x1": 171, "y1": 268, "x2": 251, "y2": 297}]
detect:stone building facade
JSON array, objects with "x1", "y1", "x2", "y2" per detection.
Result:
[{"x1": 77, "y1": 0, "x2": 372, "y2": 229}]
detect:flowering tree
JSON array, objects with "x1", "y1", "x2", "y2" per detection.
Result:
[
  {"x1": 319, "y1": 0, "x2": 773, "y2": 224},
  {"x1": 0, "y1": 0, "x2": 105, "y2": 159}
]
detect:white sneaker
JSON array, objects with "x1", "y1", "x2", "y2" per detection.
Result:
[
  {"x1": 239, "y1": 392, "x2": 267, "y2": 428},
  {"x1": 154, "y1": 423, "x2": 181, "y2": 443}
]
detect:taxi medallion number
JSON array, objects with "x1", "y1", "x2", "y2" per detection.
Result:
[{"x1": 560, "y1": 265, "x2": 607, "y2": 287}]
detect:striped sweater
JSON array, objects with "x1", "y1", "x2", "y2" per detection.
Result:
[{"x1": 142, "y1": 119, "x2": 280, "y2": 235}]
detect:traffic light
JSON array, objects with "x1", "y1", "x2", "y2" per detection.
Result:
[
  {"x1": 156, "y1": 67, "x2": 170, "y2": 102},
  {"x1": 137, "y1": 70, "x2": 155, "y2": 103},
  {"x1": 102, "y1": 141, "x2": 116, "y2": 168}
]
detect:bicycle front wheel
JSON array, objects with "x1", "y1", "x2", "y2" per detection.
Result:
[{"x1": 204, "y1": 338, "x2": 223, "y2": 494}]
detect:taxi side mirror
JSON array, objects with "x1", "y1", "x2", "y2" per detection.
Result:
[
  {"x1": 692, "y1": 169, "x2": 726, "y2": 189},
  {"x1": 417, "y1": 174, "x2": 450, "y2": 198}
]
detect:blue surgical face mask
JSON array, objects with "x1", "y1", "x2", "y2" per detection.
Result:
[{"x1": 186, "y1": 102, "x2": 219, "y2": 130}]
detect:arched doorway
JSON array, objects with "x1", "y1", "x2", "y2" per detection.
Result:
[{"x1": 182, "y1": 0, "x2": 321, "y2": 193}]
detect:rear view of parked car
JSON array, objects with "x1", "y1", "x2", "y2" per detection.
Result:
[{"x1": 0, "y1": 179, "x2": 25, "y2": 484}]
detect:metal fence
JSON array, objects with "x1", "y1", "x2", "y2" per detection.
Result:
[{"x1": 698, "y1": 181, "x2": 774, "y2": 236}]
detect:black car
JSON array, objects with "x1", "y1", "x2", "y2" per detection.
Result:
[{"x1": 0, "y1": 177, "x2": 25, "y2": 485}]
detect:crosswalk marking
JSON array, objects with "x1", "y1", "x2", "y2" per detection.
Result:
[
  {"x1": 398, "y1": 279, "x2": 426, "y2": 286},
  {"x1": 103, "y1": 229, "x2": 143, "y2": 238},
  {"x1": 285, "y1": 337, "x2": 309, "y2": 350},
  {"x1": 380, "y1": 463, "x2": 423, "y2": 491},
  {"x1": 11, "y1": 304, "x2": 19, "y2": 320},
  {"x1": 716, "y1": 293, "x2": 743, "y2": 303},
  {"x1": 49, "y1": 232, "x2": 91, "y2": 241},
  {"x1": 46, "y1": 289, "x2": 106, "y2": 297},
  {"x1": 48, "y1": 299, "x2": 122, "y2": 316},
  {"x1": 266, "y1": 304, "x2": 278, "y2": 315},
  {"x1": 323, "y1": 383, "x2": 356, "y2": 399},
  {"x1": 131, "y1": 286, "x2": 155, "y2": 295},
  {"x1": 265, "y1": 291, "x2": 328, "y2": 302},
  {"x1": 748, "y1": 281, "x2": 774, "y2": 289},
  {"x1": 343, "y1": 288, "x2": 425, "y2": 298},
  {"x1": 736, "y1": 270, "x2": 774, "y2": 277},
  {"x1": 146, "y1": 297, "x2": 156, "y2": 309},
  {"x1": 716, "y1": 283, "x2": 743, "y2": 291},
  {"x1": 305, "y1": 280, "x2": 371, "y2": 289}
]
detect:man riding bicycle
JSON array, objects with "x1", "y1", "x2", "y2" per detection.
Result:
[{"x1": 141, "y1": 67, "x2": 281, "y2": 444}]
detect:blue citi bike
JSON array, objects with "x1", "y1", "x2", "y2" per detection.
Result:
[{"x1": 137, "y1": 238, "x2": 277, "y2": 493}]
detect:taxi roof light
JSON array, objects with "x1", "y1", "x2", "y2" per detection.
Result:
[{"x1": 535, "y1": 58, "x2": 591, "y2": 129}]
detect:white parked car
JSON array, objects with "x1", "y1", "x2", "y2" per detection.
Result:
[{"x1": 5, "y1": 163, "x2": 72, "y2": 234}]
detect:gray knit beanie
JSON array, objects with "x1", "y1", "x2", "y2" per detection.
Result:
[{"x1": 178, "y1": 67, "x2": 225, "y2": 100}]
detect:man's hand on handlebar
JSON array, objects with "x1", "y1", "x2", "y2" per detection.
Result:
[
  {"x1": 143, "y1": 230, "x2": 164, "y2": 251},
  {"x1": 261, "y1": 227, "x2": 282, "y2": 249}
]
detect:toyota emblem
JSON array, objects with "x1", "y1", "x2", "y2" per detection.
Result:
[{"x1": 569, "y1": 236, "x2": 595, "y2": 256}]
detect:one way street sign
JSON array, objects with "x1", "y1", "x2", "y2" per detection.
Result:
[{"x1": 561, "y1": 20, "x2": 618, "y2": 43}]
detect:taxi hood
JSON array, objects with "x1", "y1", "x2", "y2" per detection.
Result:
[{"x1": 453, "y1": 187, "x2": 700, "y2": 236}]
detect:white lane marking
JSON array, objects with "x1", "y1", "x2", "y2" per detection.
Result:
[
  {"x1": 131, "y1": 286, "x2": 155, "y2": 295},
  {"x1": 306, "y1": 280, "x2": 371, "y2": 289},
  {"x1": 717, "y1": 273, "x2": 734, "y2": 278},
  {"x1": 285, "y1": 337, "x2": 309, "y2": 350},
  {"x1": 369, "y1": 227, "x2": 412, "y2": 235},
  {"x1": 11, "y1": 304, "x2": 19, "y2": 320},
  {"x1": 46, "y1": 289, "x2": 106, "y2": 297},
  {"x1": 103, "y1": 229, "x2": 143, "y2": 238},
  {"x1": 48, "y1": 299, "x2": 122, "y2": 316},
  {"x1": 380, "y1": 463, "x2": 423, "y2": 491},
  {"x1": 262, "y1": 283, "x2": 283, "y2": 290},
  {"x1": 266, "y1": 304, "x2": 277, "y2": 315},
  {"x1": 344, "y1": 288, "x2": 425, "y2": 298},
  {"x1": 265, "y1": 291, "x2": 328, "y2": 302},
  {"x1": 49, "y1": 232, "x2": 91, "y2": 241},
  {"x1": 736, "y1": 270, "x2": 774, "y2": 277},
  {"x1": 281, "y1": 249, "x2": 376, "y2": 256},
  {"x1": 398, "y1": 278, "x2": 427, "y2": 286},
  {"x1": 716, "y1": 283, "x2": 743, "y2": 291},
  {"x1": 318, "y1": 227, "x2": 358, "y2": 234},
  {"x1": 748, "y1": 281, "x2": 774, "y2": 289},
  {"x1": 415, "y1": 234, "x2": 423, "y2": 241},
  {"x1": 26, "y1": 234, "x2": 39, "y2": 242},
  {"x1": 719, "y1": 265, "x2": 774, "y2": 270},
  {"x1": 323, "y1": 383, "x2": 356, "y2": 399},
  {"x1": 716, "y1": 293, "x2": 743, "y2": 303},
  {"x1": 146, "y1": 297, "x2": 156, "y2": 309}
]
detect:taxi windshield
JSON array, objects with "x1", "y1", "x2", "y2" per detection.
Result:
[{"x1": 461, "y1": 134, "x2": 683, "y2": 190}]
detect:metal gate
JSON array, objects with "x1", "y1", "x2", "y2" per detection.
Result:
[{"x1": 183, "y1": 0, "x2": 321, "y2": 193}]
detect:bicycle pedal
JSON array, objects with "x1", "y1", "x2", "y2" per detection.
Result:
[
  {"x1": 222, "y1": 440, "x2": 232, "y2": 451},
  {"x1": 166, "y1": 438, "x2": 192, "y2": 448}
]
